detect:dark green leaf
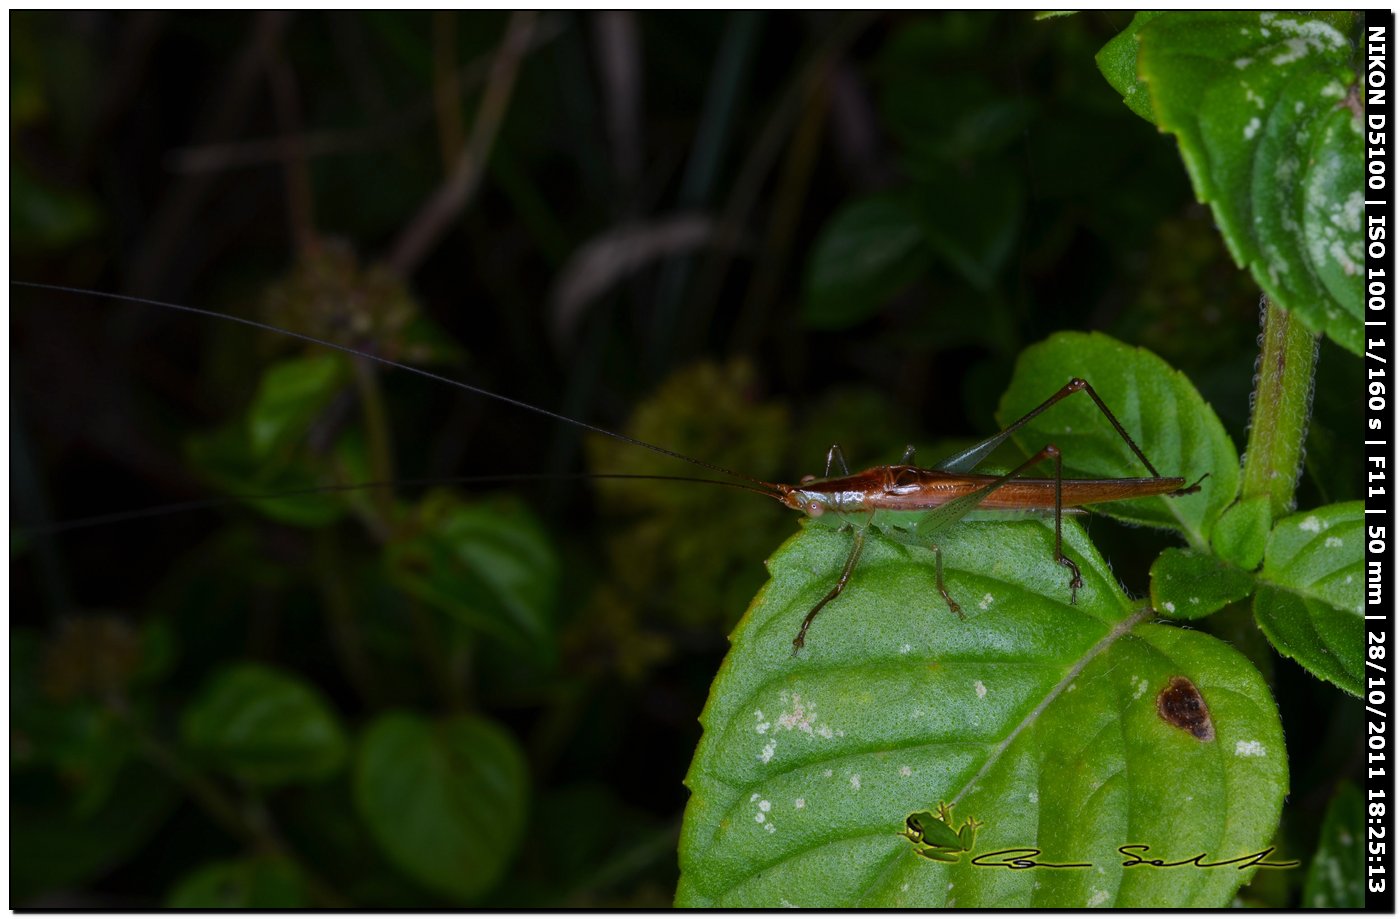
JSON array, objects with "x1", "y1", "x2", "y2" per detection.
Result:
[
  {"x1": 355, "y1": 712, "x2": 529, "y2": 901},
  {"x1": 913, "y1": 164, "x2": 1022, "y2": 293},
  {"x1": 247, "y1": 354, "x2": 345, "y2": 457},
  {"x1": 802, "y1": 195, "x2": 929, "y2": 330},
  {"x1": 12, "y1": 763, "x2": 178, "y2": 904},
  {"x1": 12, "y1": 626, "x2": 139, "y2": 816},
  {"x1": 679, "y1": 520, "x2": 1286, "y2": 907},
  {"x1": 1133, "y1": 12, "x2": 1363, "y2": 354},
  {"x1": 1302, "y1": 782, "x2": 1364, "y2": 908},
  {"x1": 388, "y1": 492, "x2": 557, "y2": 654},
  {"x1": 997, "y1": 332, "x2": 1239, "y2": 547},
  {"x1": 1254, "y1": 502, "x2": 1364, "y2": 696},
  {"x1": 1150, "y1": 548, "x2": 1255, "y2": 620},
  {"x1": 1209, "y1": 495, "x2": 1272, "y2": 570},
  {"x1": 166, "y1": 856, "x2": 310, "y2": 908},
  {"x1": 11, "y1": 159, "x2": 101, "y2": 250},
  {"x1": 186, "y1": 424, "x2": 350, "y2": 528},
  {"x1": 877, "y1": 26, "x2": 1030, "y2": 163},
  {"x1": 181, "y1": 663, "x2": 348, "y2": 785}
]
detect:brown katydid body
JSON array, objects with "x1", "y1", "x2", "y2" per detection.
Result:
[{"x1": 779, "y1": 466, "x2": 1190, "y2": 516}]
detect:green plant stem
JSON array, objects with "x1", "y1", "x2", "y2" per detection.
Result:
[
  {"x1": 352, "y1": 358, "x2": 396, "y2": 537},
  {"x1": 110, "y1": 699, "x2": 350, "y2": 908},
  {"x1": 1241, "y1": 296, "x2": 1319, "y2": 519},
  {"x1": 314, "y1": 527, "x2": 382, "y2": 707}
]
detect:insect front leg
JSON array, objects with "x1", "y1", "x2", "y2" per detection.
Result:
[
  {"x1": 824, "y1": 444, "x2": 851, "y2": 477},
  {"x1": 791, "y1": 522, "x2": 867, "y2": 655}
]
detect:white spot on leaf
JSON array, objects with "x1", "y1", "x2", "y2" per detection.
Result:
[{"x1": 1235, "y1": 740, "x2": 1267, "y2": 757}]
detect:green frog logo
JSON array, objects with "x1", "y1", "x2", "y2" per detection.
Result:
[{"x1": 901, "y1": 802, "x2": 982, "y2": 863}]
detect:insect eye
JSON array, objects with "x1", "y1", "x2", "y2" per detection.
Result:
[{"x1": 806, "y1": 501, "x2": 824, "y2": 517}]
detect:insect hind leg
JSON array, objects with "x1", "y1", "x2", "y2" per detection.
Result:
[{"x1": 930, "y1": 542, "x2": 965, "y2": 620}]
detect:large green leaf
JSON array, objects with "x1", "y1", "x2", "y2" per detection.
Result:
[
  {"x1": 1124, "y1": 12, "x2": 1363, "y2": 354},
  {"x1": 678, "y1": 521, "x2": 1287, "y2": 907},
  {"x1": 180, "y1": 662, "x2": 348, "y2": 785},
  {"x1": 1253, "y1": 502, "x2": 1364, "y2": 696},
  {"x1": 354, "y1": 712, "x2": 529, "y2": 902},
  {"x1": 997, "y1": 332, "x2": 1238, "y2": 548}
]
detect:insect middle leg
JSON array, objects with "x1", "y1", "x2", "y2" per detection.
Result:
[{"x1": 914, "y1": 442, "x2": 1083, "y2": 614}]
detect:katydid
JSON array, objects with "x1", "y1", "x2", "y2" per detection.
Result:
[{"x1": 15, "y1": 283, "x2": 1201, "y2": 654}]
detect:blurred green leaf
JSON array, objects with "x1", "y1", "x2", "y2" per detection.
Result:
[
  {"x1": 355, "y1": 712, "x2": 529, "y2": 901},
  {"x1": 186, "y1": 430, "x2": 353, "y2": 529},
  {"x1": 11, "y1": 160, "x2": 101, "y2": 250},
  {"x1": 1151, "y1": 547, "x2": 1255, "y2": 620},
  {"x1": 878, "y1": 22, "x2": 1030, "y2": 163},
  {"x1": 181, "y1": 662, "x2": 348, "y2": 785},
  {"x1": 678, "y1": 521, "x2": 1286, "y2": 906},
  {"x1": 1126, "y1": 12, "x2": 1364, "y2": 354},
  {"x1": 388, "y1": 492, "x2": 557, "y2": 655},
  {"x1": 803, "y1": 195, "x2": 929, "y2": 330},
  {"x1": 12, "y1": 763, "x2": 178, "y2": 905},
  {"x1": 1254, "y1": 502, "x2": 1364, "y2": 696},
  {"x1": 186, "y1": 350, "x2": 358, "y2": 527},
  {"x1": 913, "y1": 163, "x2": 1022, "y2": 292},
  {"x1": 997, "y1": 332, "x2": 1239, "y2": 546},
  {"x1": 1302, "y1": 782, "x2": 1364, "y2": 908},
  {"x1": 247, "y1": 354, "x2": 345, "y2": 458},
  {"x1": 166, "y1": 856, "x2": 310, "y2": 908},
  {"x1": 12, "y1": 627, "x2": 137, "y2": 817}
]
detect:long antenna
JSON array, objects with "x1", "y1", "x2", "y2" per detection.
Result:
[
  {"x1": 15, "y1": 282, "x2": 783, "y2": 495},
  {"x1": 16, "y1": 472, "x2": 786, "y2": 537}
]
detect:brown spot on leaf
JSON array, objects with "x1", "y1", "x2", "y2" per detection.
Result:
[{"x1": 1157, "y1": 675, "x2": 1214, "y2": 742}]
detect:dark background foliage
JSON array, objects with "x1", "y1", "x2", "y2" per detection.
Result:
[{"x1": 11, "y1": 11, "x2": 1361, "y2": 907}]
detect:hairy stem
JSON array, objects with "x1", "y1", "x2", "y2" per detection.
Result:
[{"x1": 1241, "y1": 295, "x2": 1319, "y2": 519}]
